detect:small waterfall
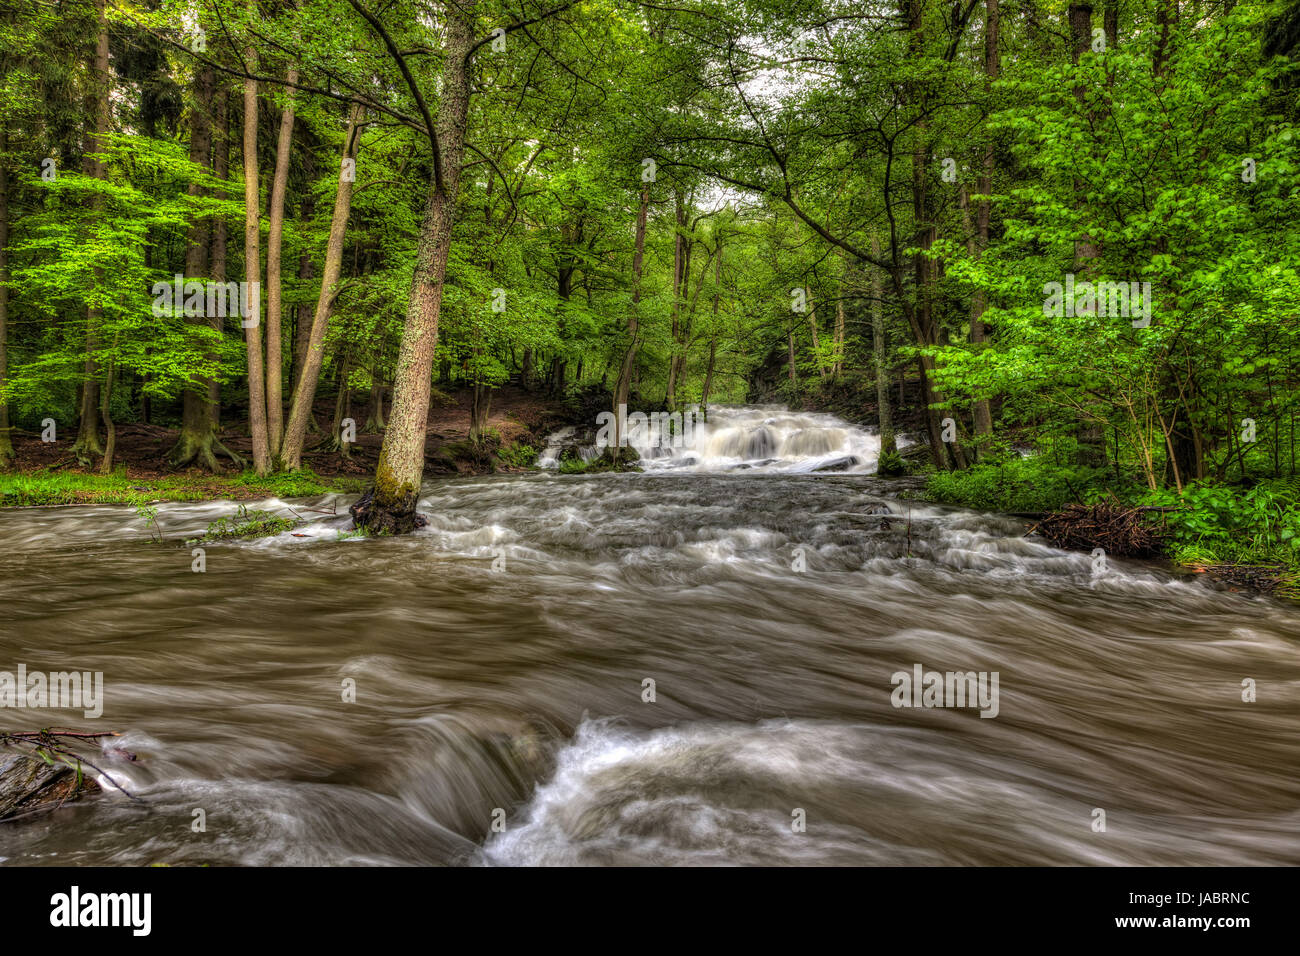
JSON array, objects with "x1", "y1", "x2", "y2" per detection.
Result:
[{"x1": 537, "y1": 404, "x2": 891, "y2": 474}]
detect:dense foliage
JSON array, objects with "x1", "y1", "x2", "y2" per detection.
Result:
[{"x1": 1, "y1": 0, "x2": 1297, "y2": 556}]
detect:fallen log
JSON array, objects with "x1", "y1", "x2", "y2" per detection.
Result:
[{"x1": 1185, "y1": 563, "x2": 1297, "y2": 595}]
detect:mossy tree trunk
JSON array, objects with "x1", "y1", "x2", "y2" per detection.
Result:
[
  {"x1": 265, "y1": 66, "x2": 299, "y2": 463},
  {"x1": 0, "y1": 126, "x2": 14, "y2": 471},
  {"x1": 169, "y1": 65, "x2": 224, "y2": 471},
  {"x1": 242, "y1": 15, "x2": 270, "y2": 476},
  {"x1": 357, "y1": 4, "x2": 475, "y2": 534},
  {"x1": 74, "y1": 7, "x2": 110, "y2": 468}
]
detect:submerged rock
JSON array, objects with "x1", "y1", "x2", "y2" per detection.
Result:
[
  {"x1": 810, "y1": 456, "x2": 861, "y2": 473},
  {"x1": 0, "y1": 750, "x2": 99, "y2": 821}
]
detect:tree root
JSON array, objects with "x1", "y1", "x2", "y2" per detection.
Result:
[{"x1": 348, "y1": 486, "x2": 427, "y2": 534}]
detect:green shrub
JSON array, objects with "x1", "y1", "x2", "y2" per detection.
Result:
[
  {"x1": 497, "y1": 443, "x2": 539, "y2": 469},
  {"x1": 190, "y1": 504, "x2": 297, "y2": 544},
  {"x1": 923, "y1": 454, "x2": 1111, "y2": 513},
  {"x1": 875, "y1": 449, "x2": 906, "y2": 476},
  {"x1": 1140, "y1": 480, "x2": 1300, "y2": 571}
]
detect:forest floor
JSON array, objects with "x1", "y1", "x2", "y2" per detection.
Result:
[{"x1": 0, "y1": 385, "x2": 575, "y2": 506}]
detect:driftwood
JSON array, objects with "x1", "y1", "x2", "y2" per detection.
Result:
[
  {"x1": 1028, "y1": 500, "x2": 1167, "y2": 557},
  {"x1": 1183, "y1": 563, "x2": 1298, "y2": 595},
  {"x1": 0, "y1": 730, "x2": 138, "y2": 822}
]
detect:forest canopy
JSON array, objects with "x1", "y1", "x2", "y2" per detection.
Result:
[{"x1": 0, "y1": 0, "x2": 1298, "y2": 537}]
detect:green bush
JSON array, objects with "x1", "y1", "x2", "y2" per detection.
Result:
[
  {"x1": 1139, "y1": 480, "x2": 1300, "y2": 571},
  {"x1": 923, "y1": 454, "x2": 1111, "y2": 513},
  {"x1": 875, "y1": 449, "x2": 906, "y2": 476},
  {"x1": 497, "y1": 443, "x2": 539, "y2": 469},
  {"x1": 190, "y1": 504, "x2": 297, "y2": 544}
]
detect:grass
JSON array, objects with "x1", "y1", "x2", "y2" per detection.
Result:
[{"x1": 0, "y1": 466, "x2": 364, "y2": 507}]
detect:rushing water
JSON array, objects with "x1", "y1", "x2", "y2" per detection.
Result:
[
  {"x1": 2, "y1": 407, "x2": 1298, "y2": 866},
  {"x1": 538, "y1": 403, "x2": 905, "y2": 473}
]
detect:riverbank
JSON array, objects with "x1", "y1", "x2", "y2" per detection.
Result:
[
  {"x1": 0, "y1": 385, "x2": 574, "y2": 507},
  {"x1": 762, "y1": 370, "x2": 1300, "y2": 599},
  {"x1": 921, "y1": 456, "x2": 1300, "y2": 598}
]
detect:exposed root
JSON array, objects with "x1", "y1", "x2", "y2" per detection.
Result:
[{"x1": 349, "y1": 486, "x2": 428, "y2": 534}]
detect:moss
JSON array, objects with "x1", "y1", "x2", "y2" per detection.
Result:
[
  {"x1": 372, "y1": 458, "x2": 416, "y2": 508},
  {"x1": 352, "y1": 461, "x2": 425, "y2": 534}
]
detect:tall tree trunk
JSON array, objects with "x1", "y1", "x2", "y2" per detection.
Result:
[
  {"x1": 98, "y1": 346, "x2": 116, "y2": 475},
  {"x1": 808, "y1": 303, "x2": 826, "y2": 379},
  {"x1": 469, "y1": 380, "x2": 492, "y2": 445},
  {"x1": 265, "y1": 66, "x2": 298, "y2": 462},
  {"x1": 672, "y1": 239, "x2": 713, "y2": 403},
  {"x1": 869, "y1": 236, "x2": 896, "y2": 459},
  {"x1": 665, "y1": 188, "x2": 686, "y2": 407},
  {"x1": 291, "y1": 145, "x2": 316, "y2": 395},
  {"x1": 209, "y1": 89, "x2": 230, "y2": 436},
  {"x1": 364, "y1": 366, "x2": 386, "y2": 433},
  {"x1": 74, "y1": 6, "x2": 111, "y2": 466},
  {"x1": 329, "y1": 352, "x2": 352, "y2": 456},
  {"x1": 357, "y1": 4, "x2": 476, "y2": 533},
  {"x1": 613, "y1": 184, "x2": 650, "y2": 447},
  {"x1": 833, "y1": 253, "x2": 846, "y2": 378},
  {"x1": 701, "y1": 233, "x2": 723, "y2": 407},
  {"x1": 904, "y1": 0, "x2": 952, "y2": 470},
  {"x1": 281, "y1": 103, "x2": 363, "y2": 470},
  {"x1": 787, "y1": 330, "x2": 799, "y2": 397},
  {"x1": 0, "y1": 126, "x2": 13, "y2": 470},
  {"x1": 242, "y1": 21, "x2": 270, "y2": 475},
  {"x1": 169, "y1": 66, "x2": 223, "y2": 470},
  {"x1": 969, "y1": 0, "x2": 999, "y2": 448}
]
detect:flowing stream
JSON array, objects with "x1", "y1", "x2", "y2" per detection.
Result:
[
  {"x1": 2, "y1": 406, "x2": 1298, "y2": 866},
  {"x1": 538, "y1": 403, "x2": 900, "y2": 472}
]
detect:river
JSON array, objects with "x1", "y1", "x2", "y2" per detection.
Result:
[{"x1": 2, "y1": 406, "x2": 1297, "y2": 865}]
